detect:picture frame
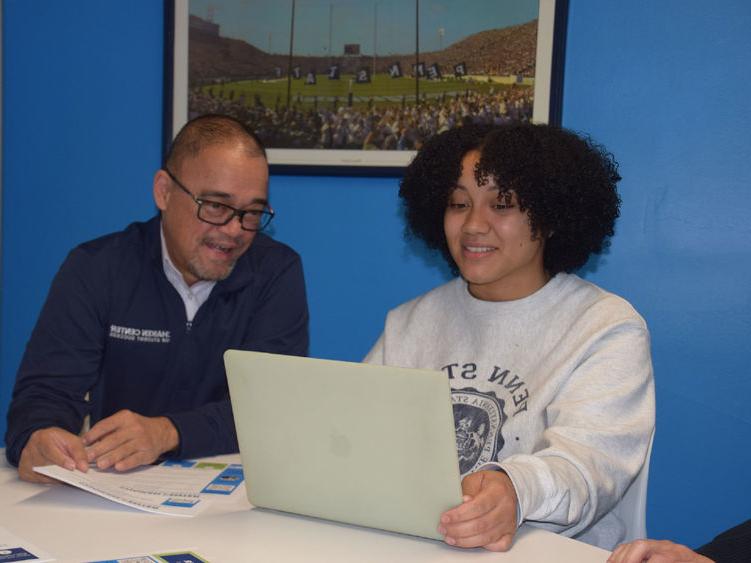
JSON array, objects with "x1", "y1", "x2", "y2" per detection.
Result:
[{"x1": 164, "y1": 0, "x2": 568, "y2": 175}]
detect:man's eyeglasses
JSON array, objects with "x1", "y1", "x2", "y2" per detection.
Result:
[{"x1": 163, "y1": 168, "x2": 274, "y2": 232}]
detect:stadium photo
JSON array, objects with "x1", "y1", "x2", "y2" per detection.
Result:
[{"x1": 184, "y1": 0, "x2": 541, "y2": 154}]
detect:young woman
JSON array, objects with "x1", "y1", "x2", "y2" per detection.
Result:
[{"x1": 366, "y1": 123, "x2": 655, "y2": 552}]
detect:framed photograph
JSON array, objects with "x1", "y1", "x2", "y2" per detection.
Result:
[{"x1": 164, "y1": 0, "x2": 568, "y2": 174}]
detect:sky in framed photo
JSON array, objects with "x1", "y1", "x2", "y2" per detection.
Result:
[{"x1": 188, "y1": 0, "x2": 538, "y2": 56}]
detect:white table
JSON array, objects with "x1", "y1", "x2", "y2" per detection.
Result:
[{"x1": 0, "y1": 454, "x2": 610, "y2": 562}]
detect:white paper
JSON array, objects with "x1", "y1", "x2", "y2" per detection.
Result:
[
  {"x1": 0, "y1": 525, "x2": 55, "y2": 562},
  {"x1": 33, "y1": 462, "x2": 229, "y2": 517}
]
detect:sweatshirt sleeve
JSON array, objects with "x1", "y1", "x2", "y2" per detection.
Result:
[
  {"x1": 5, "y1": 248, "x2": 108, "y2": 466},
  {"x1": 166, "y1": 251, "x2": 309, "y2": 460},
  {"x1": 497, "y1": 319, "x2": 655, "y2": 537},
  {"x1": 363, "y1": 333, "x2": 385, "y2": 365}
]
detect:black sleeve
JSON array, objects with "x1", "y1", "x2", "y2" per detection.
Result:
[
  {"x1": 5, "y1": 248, "x2": 108, "y2": 466},
  {"x1": 695, "y1": 519, "x2": 751, "y2": 563}
]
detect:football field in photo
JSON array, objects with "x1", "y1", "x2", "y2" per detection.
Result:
[{"x1": 200, "y1": 74, "x2": 531, "y2": 110}]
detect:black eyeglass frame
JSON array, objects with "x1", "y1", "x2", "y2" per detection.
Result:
[{"x1": 163, "y1": 168, "x2": 275, "y2": 232}]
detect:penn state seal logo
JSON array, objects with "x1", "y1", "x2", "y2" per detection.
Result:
[{"x1": 452, "y1": 388, "x2": 506, "y2": 475}]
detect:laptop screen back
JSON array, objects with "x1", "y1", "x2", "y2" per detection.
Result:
[{"x1": 224, "y1": 350, "x2": 462, "y2": 540}]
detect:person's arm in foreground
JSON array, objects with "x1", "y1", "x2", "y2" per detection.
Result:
[{"x1": 608, "y1": 539, "x2": 713, "y2": 563}]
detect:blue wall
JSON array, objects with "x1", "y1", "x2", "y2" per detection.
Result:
[
  {"x1": 562, "y1": 2, "x2": 751, "y2": 546},
  {"x1": 2, "y1": 0, "x2": 750, "y2": 549}
]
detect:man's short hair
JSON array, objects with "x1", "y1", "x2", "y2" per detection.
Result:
[{"x1": 164, "y1": 114, "x2": 266, "y2": 172}]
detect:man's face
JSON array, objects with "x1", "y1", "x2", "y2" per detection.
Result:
[{"x1": 153, "y1": 143, "x2": 269, "y2": 286}]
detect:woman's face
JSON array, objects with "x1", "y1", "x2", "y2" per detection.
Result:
[{"x1": 443, "y1": 150, "x2": 548, "y2": 301}]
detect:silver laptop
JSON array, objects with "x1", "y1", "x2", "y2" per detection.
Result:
[{"x1": 224, "y1": 350, "x2": 462, "y2": 540}]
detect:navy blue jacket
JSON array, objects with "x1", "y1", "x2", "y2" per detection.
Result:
[
  {"x1": 5, "y1": 216, "x2": 309, "y2": 465},
  {"x1": 696, "y1": 518, "x2": 751, "y2": 563}
]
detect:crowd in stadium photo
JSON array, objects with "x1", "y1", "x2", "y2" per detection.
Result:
[{"x1": 188, "y1": 85, "x2": 533, "y2": 151}]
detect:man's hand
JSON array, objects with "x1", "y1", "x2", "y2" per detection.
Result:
[
  {"x1": 82, "y1": 410, "x2": 179, "y2": 472},
  {"x1": 608, "y1": 539, "x2": 714, "y2": 563},
  {"x1": 18, "y1": 427, "x2": 89, "y2": 483},
  {"x1": 438, "y1": 469, "x2": 518, "y2": 551}
]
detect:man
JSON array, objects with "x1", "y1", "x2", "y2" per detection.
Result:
[{"x1": 5, "y1": 114, "x2": 309, "y2": 482}]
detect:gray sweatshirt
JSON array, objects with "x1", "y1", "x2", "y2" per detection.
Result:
[{"x1": 365, "y1": 273, "x2": 655, "y2": 550}]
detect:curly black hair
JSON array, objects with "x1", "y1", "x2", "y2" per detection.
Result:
[{"x1": 399, "y1": 122, "x2": 621, "y2": 275}]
